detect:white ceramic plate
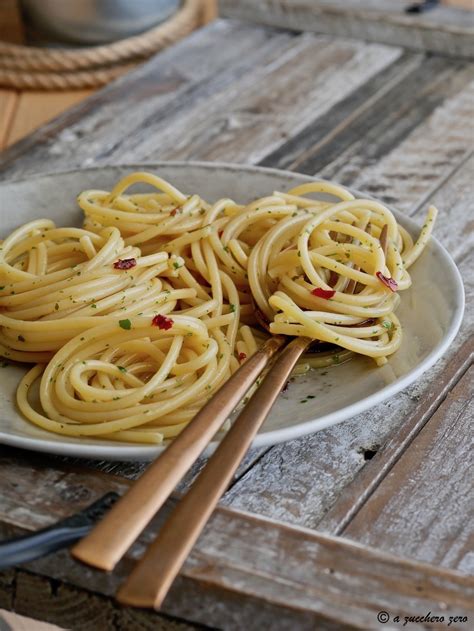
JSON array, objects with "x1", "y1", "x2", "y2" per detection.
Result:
[{"x1": 0, "y1": 163, "x2": 464, "y2": 460}]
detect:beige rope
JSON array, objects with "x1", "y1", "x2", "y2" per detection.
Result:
[
  {"x1": 0, "y1": 0, "x2": 205, "y2": 90},
  {"x1": 0, "y1": 65, "x2": 135, "y2": 90}
]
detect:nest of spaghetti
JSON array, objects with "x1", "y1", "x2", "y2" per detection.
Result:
[{"x1": 0, "y1": 172, "x2": 437, "y2": 443}]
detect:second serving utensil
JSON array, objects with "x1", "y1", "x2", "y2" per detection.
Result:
[{"x1": 116, "y1": 335, "x2": 311, "y2": 609}]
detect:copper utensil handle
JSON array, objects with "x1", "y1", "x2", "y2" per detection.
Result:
[
  {"x1": 72, "y1": 335, "x2": 286, "y2": 571},
  {"x1": 116, "y1": 336, "x2": 310, "y2": 609}
]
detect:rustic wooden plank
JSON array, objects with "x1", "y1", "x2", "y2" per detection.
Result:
[
  {"x1": 6, "y1": 91, "x2": 94, "y2": 148},
  {"x1": 0, "y1": 90, "x2": 18, "y2": 149},
  {"x1": 1, "y1": 455, "x2": 473, "y2": 631},
  {"x1": 0, "y1": 569, "x2": 200, "y2": 631},
  {"x1": 343, "y1": 364, "x2": 473, "y2": 572},
  {"x1": 0, "y1": 20, "x2": 297, "y2": 179},
  {"x1": 261, "y1": 58, "x2": 473, "y2": 204},
  {"x1": 319, "y1": 75, "x2": 474, "y2": 211},
  {"x1": 259, "y1": 50, "x2": 425, "y2": 171},
  {"x1": 409, "y1": 151, "x2": 474, "y2": 261},
  {"x1": 219, "y1": 0, "x2": 474, "y2": 58},
  {"x1": 0, "y1": 0, "x2": 24, "y2": 44},
  {"x1": 124, "y1": 37, "x2": 401, "y2": 165},
  {"x1": 318, "y1": 336, "x2": 473, "y2": 535},
  {"x1": 54, "y1": 446, "x2": 270, "y2": 492}
]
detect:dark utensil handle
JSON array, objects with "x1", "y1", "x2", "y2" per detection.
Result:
[
  {"x1": 0, "y1": 491, "x2": 119, "y2": 570},
  {"x1": 0, "y1": 524, "x2": 91, "y2": 569}
]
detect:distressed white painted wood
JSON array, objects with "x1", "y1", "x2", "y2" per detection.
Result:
[{"x1": 220, "y1": 0, "x2": 474, "y2": 58}]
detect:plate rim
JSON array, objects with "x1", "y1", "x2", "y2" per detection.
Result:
[{"x1": 0, "y1": 161, "x2": 465, "y2": 460}]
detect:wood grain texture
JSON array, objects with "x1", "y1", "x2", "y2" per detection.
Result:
[
  {"x1": 344, "y1": 364, "x2": 474, "y2": 572},
  {"x1": 263, "y1": 59, "x2": 474, "y2": 209},
  {"x1": 0, "y1": 0, "x2": 24, "y2": 44},
  {"x1": 261, "y1": 59, "x2": 474, "y2": 213},
  {"x1": 0, "y1": 26, "x2": 403, "y2": 178},
  {"x1": 411, "y1": 152, "x2": 474, "y2": 262},
  {"x1": 0, "y1": 90, "x2": 18, "y2": 149},
  {"x1": 6, "y1": 91, "x2": 93, "y2": 147},
  {"x1": 52, "y1": 446, "x2": 270, "y2": 493},
  {"x1": 0, "y1": 455, "x2": 473, "y2": 631},
  {"x1": 134, "y1": 38, "x2": 401, "y2": 165},
  {"x1": 318, "y1": 336, "x2": 473, "y2": 534},
  {"x1": 0, "y1": 20, "x2": 293, "y2": 176},
  {"x1": 0, "y1": 569, "x2": 202, "y2": 631},
  {"x1": 320, "y1": 75, "x2": 474, "y2": 211},
  {"x1": 219, "y1": 0, "x2": 474, "y2": 58}
]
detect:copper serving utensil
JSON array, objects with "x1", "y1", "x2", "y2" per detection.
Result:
[
  {"x1": 71, "y1": 333, "x2": 286, "y2": 571},
  {"x1": 116, "y1": 334, "x2": 311, "y2": 609}
]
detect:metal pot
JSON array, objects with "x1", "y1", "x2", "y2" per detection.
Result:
[{"x1": 20, "y1": 0, "x2": 181, "y2": 44}]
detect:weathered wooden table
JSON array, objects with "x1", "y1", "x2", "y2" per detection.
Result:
[{"x1": 0, "y1": 11, "x2": 473, "y2": 631}]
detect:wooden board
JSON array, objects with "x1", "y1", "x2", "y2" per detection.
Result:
[
  {"x1": 0, "y1": 90, "x2": 18, "y2": 149},
  {"x1": 0, "y1": 16, "x2": 473, "y2": 630},
  {"x1": 6, "y1": 91, "x2": 94, "y2": 147},
  {"x1": 219, "y1": 0, "x2": 474, "y2": 58},
  {"x1": 0, "y1": 0, "x2": 24, "y2": 44}
]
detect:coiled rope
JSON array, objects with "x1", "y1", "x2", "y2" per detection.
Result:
[{"x1": 0, "y1": 0, "x2": 205, "y2": 90}]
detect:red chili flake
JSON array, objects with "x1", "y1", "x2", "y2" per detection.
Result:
[
  {"x1": 170, "y1": 207, "x2": 179, "y2": 217},
  {"x1": 218, "y1": 230, "x2": 223, "y2": 237},
  {"x1": 376, "y1": 272, "x2": 398, "y2": 292},
  {"x1": 311, "y1": 287, "x2": 336, "y2": 299},
  {"x1": 113, "y1": 258, "x2": 137, "y2": 270},
  {"x1": 238, "y1": 352, "x2": 247, "y2": 362},
  {"x1": 152, "y1": 314, "x2": 174, "y2": 330}
]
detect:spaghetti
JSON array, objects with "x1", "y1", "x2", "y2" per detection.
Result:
[{"x1": 0, "y1": 172, "x2": 437, "y2": 443}]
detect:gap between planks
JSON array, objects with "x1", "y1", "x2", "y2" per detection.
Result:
[
  {"x1": 319, "y1": 336, "x2": 473, "y2": 535},
  {"x1": 343, "y1": 364, "x2": 473, "y2": 571}
]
